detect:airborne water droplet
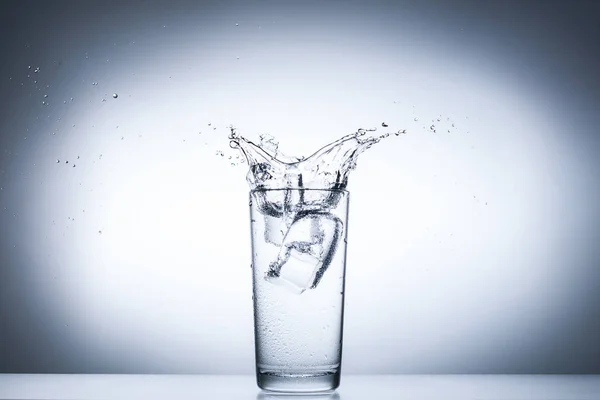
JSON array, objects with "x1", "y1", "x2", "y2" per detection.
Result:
[{"x1": 112, "y1": 93, "x2": 118, "y2": 98}]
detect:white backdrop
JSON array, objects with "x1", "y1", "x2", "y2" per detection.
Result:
[{"x1": 0, "y1": 0, "x2": 599, "y2": 373}]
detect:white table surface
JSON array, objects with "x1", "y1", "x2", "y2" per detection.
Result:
[{"x1": 1, "y1": 374, "x2": 599, "y2": 400}]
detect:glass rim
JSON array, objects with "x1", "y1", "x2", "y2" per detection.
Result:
[{"x1": 250, "y1": 188, "x2": 348, "y2": 194}]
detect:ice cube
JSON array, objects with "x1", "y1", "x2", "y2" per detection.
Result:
[
  {"x1": 265, "y1": 212, "x2": 343, "y2": 293},
  {"x1": 264, "y1": 214, "x2": 286, "y2": 246},
  {"x1": 253, "y1": 190, "x2": 284, "y2": 217}
]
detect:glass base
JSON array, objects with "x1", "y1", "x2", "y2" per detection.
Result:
[{"x1": 257, "y1": 370, "x2": 340, "y2": 393}]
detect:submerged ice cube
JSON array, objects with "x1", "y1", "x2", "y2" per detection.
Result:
[
  {"x1": 266, "y1": 212, "x2": 343, "y2": 294},
  {"x1": 264, "y1": 214, "x2": 286, "y2": 246}
]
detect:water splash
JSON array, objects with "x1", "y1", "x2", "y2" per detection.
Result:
[{"x1": 228, "y1": 126, "x2": 403, "y2": 191}]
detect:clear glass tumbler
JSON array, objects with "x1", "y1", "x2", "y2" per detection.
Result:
[{"x1": 250, "y1": 189, "x2": 349, "y2": 393}]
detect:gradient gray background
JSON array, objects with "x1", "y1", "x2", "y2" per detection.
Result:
[{"x1": 1, "y1": 0, "x2": 599, "y2": 374}]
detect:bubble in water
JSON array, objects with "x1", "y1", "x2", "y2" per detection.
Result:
[{"x1": 112, "y1": 93, "x2": 118, "y2": 98}]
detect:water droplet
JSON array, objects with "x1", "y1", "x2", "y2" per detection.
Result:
[
  {"x1": 112, "y1": 93, "x2": 118, "y2": 98},
  {"x1": 98, "y1": 230, "x2": 102, "y2": 234},
  {"x1": 77, "y1": 156, "x2": 80, "y2": 159},
  {"x1": 235, "y1": 23, "x2": 239, "y2": 26},
  {"x1": 121, "y1": 136, "x2": 124, "y2": 140},
  {"x1": 236, "y1": 56, "x2": 240, "y2": 59},
  {"x1": 208, "y1": 122, "x2": 211, "y2": 126},
  {"x1": 28, "y1": 66, "x2": 31, "y2": 69},
  {"x1": 413, "y1": 117, "x2": 419, "y2": 121},
  {"x1": 43, "y1": 94, "x2": 48, "y2": 98},
  {"x1": 63, "y1": 100, "x2": 67, "y2": 104},
  {"x1": 381, "y1": 122, "x2": 388, "y2": 127},
  {"x1": 65, "y1": 160, "x2": 69, "y2": 164},
  {"x1": 395, "y1": 129, "x2": 407, "y2": 135},
  {"x1": 56, "y1": 159, "x2": 60, "y2": 163},
  {"x1": 102, "y1": 98, "x2": 106, "y2": 102},
  {"x1": 72, "y1": 164, "x2": 76, "y2": 168},
  {"x1": 34, "y1": 67, "x2": 40, "y2": 73}
]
